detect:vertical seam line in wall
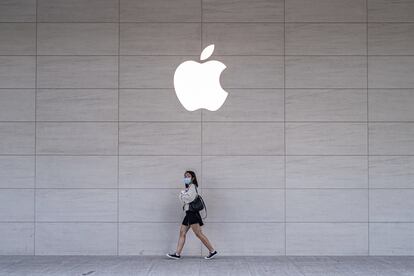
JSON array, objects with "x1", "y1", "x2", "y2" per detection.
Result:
[
  {"x1": 366, "y1": 0, "x2": 370, "y2": 256},
  {"x1": 117, "y1": 0, "x2": 121, "y2": 256},
  {"x1": 283, "y1": 0, "x2": 287, "y2": 256},
  {"x1": 200, "y1": 0, "x2": 203, "y2": 259},
  {"x1": 34, "y1": 0, "x2": 38, "y2": 256}
]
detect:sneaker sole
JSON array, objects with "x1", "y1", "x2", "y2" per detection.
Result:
[{"x1": 166, "y1": 254, "x2": 180, "y2": 260}]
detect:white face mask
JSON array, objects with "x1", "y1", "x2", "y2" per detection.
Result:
[{"x1": 184, "y1": 177, "x2": 192, "y2": 185}]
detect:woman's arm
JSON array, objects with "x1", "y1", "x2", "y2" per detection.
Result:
[{"x1": 179, "y1": 184, "x2": 197, "y2": 204}]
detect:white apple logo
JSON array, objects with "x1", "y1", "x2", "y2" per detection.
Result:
[{"x1": 174, "y1": 44, "x2": 228, "y2": 111}]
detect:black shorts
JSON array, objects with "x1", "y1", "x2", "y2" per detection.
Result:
[{"x1": 182, "y1": 210, "x2": 204, "y2": 226}]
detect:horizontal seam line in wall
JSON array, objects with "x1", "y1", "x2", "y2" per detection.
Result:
[
  {"x1": 2, "y1": 88, "x2": 414, "y2": 90},
  {"x1": 1, "y1": 221, "x2": 413, "y2": 223},
  {"x1": 2, "y1": 154, "x2": 414, "y2": 156},
  {"x1": 11, "y1": 87, "x2": 414, "y2": 88},
  {"x1": 2, "y1": 188, "x2": 413, "y2": 190},
  {"x1": 31, "y1": 22, "x2": 414, "y2": 24},
  {"x1": 28, "y1": 86, "x2": 414, "y2": 90},
  {"x1": 6, "y1": 87, "x2": 414, "y2": 89},
  {"x1": 6, "y1": 54, "x2": 414, "y2": 57},
  {"x1": 3, "y1": 21, "x2": 414, "y2": 23},
  {"x1": 4, "y1": 121, "x2": 414, "y2": 123}
]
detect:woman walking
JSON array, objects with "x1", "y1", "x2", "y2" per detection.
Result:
[{"x1": 166, "y1": 170, "x2": 217, "y2": 260}]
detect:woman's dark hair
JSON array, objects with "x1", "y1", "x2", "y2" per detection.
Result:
[{"x1": 185, "y1": 170, "x2": 198, "y2": 187}]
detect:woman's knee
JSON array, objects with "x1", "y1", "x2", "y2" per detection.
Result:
[
  {"x1": 179, "y1": 227, "x2": 189, "y2": 237},
  {"x1": 192, "y1": 227, "x2": 203, "y2": 237}
]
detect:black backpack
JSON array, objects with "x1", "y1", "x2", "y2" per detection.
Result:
[{"x1": 188, "y1": 185, "x2": 207, "y2": 219}]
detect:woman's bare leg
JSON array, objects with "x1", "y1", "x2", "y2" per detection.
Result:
[
  {"x1": 176, "y1": 224, "x2": 190, "y2": 255},
  {"x1": 191, "y1": 224, "x2": 215, "y2": 252}
]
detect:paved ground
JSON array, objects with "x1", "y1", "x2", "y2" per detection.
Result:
[{"x1": 0, "y1": 256, "x2": 413, "y2": 276}]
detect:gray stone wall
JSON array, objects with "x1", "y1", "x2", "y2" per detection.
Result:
[{"x1": 0, "y1": 0, "x2": 413, "y2": 255}]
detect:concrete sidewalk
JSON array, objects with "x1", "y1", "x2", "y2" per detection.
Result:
[{"x1": 0, "y1": 256, "x2": 413, "y2": 276}]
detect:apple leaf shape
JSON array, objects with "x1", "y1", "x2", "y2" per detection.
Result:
[{"x1": 200, "y1": 44, "x2": 215, "y2": 61}]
